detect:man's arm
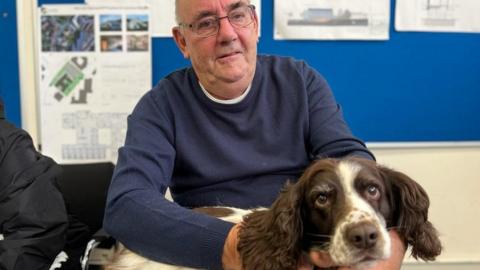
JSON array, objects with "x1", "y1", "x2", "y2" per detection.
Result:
[
  {"x1": 300, "y1": 61, "x2": 375, "y2": 161},
  {"x1": 103, "y1": 91, "x2": 234, "y2": 270}
]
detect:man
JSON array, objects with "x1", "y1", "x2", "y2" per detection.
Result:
[
  {"x1": 103, "y1": 0, "x2": 405, "y2": 269},
  {"x1": 0, "y1": 99, "x2": 68, "y2": 269}
]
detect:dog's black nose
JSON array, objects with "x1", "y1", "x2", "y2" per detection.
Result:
[{"x1": 346, "y1": 223, "x2": 378, "y2": 249}]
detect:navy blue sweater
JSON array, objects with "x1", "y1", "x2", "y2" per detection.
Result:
[{"x1": 104, "y1": 55, "x2": 374, "y2": 269}]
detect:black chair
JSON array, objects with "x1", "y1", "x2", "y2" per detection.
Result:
[
  {"x1": 57, "y1": 162, "x2": 114, "y2": 235},
  {"x1": 55, "y1": 162, "x2": 114, "y2": 270}
]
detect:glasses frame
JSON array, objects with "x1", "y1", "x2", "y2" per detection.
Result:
[{"x1": 178, "y1": 4, "x2": 256, "y2": 37}]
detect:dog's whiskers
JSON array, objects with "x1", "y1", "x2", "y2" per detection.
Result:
[
  {"x1": 303, "y1": 232, "x2": 332, "y2": 250},
  {"x1": 304, "y1": 232, "x2": 332, "y2": 239},
  {"x1": 386, "y1": 226, "x2": 401, "y2": 231},
  {"x1": 309, "y1": 242, "x2": 330, "y2": 251}
]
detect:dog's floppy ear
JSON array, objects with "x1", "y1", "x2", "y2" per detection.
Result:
[
  {"x1": 380, "y1": 166, "x2": 442, "y2": 261},
  {"x1": 238, "y1": 180, "x2": 306, "y2": 270}
]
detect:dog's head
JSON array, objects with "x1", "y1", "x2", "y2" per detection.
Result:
[{"x1": 238, "y1": 157, "x2": 442, "y2": 269}]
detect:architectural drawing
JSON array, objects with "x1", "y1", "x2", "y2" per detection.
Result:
[
  {"x1": 49, "y1": 56, "x2": 95, "y2": 103},
  {"x1": 275, "y1": 0, "x2": 390, "y2": 40},
  {"x1": 288, "y1": 8, "x2": 368, "y2": 26},
  {"x1": 423, "y1": 0, "x2": 456, "y2": 26},
  {"x1": 61, "y1": 111, "x2": 127, "y2": 161},
  {"x1": 395, "y1": 0, "x2": 480, "y2": 33},
  {"x1": 38, "y1": 4, "x2": 152, "y2": 164}
]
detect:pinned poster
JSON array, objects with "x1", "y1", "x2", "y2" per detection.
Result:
[
  {"x1": 86, "y1": 0, "x2": 262, "y2": 37},
  {"x1": 38, "y1": 4, "x2": 151, "y2": 164},
  {"x1": 275, "y1": 0, "x2": 390, "y2": 40},
  {"x1": 395, "y1": 0, "x2": 480, "y2": 33}
]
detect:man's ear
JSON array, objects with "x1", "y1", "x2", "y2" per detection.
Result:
[{"x1": 172, "y1": 27, "x2": 190, "y2": 59}]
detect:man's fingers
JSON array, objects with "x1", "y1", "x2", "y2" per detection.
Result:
[{"x1": 309, "y1": 250, "x2": 335, "y2": 268}]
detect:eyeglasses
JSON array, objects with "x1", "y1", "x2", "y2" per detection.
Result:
[{"x1": 178, "y1": 5, "x2": 255, "y2": 37}]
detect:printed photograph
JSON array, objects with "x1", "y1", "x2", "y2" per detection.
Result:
[
  {"x1": 101, "y1": 35, "x2": 123, "y2": 52},
  {"x1": 126, "y1": 14, "x2": 149, "y2": 31},
  {"x1": 127, "y1": 35, "x2": 149, "y2": 52},
  {"x1": 100, "y1": 14, "x2": 122, "y2": 31},
  {"x1": 41, "y1": 15, "x2": 95, "y2": 52}
]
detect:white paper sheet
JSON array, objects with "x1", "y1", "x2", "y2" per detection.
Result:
[
  {"x1": 395, "y1": 0, "x2": 480, "y2": 33},
  {"x1": 275, "y1": 0, "x2": 390, "y2": 40},
  {"x1": 86, "y1": 0, "x2": 261, "y2": 37},
  {"x1": 38, "y1": 4, "x2": 151, "y2": 164}
]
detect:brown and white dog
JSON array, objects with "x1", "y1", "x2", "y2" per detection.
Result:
[{"x1": 104, "y1": 157, "x2": 442, "y2": 270}]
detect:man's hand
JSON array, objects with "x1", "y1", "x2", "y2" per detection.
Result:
[
  {"x1": 226, "y1": 222, "x2": 335, "y2": 270},
  {"x1": 223, "y1": 225, "x2": 405, "y2": 270},
  {"x1": 303, "y1": 230, "x2": 406, "y2": 270},
  {"x1": 297, "y1": 250, "x2": 335, "y2": 269},
  {"x1": 222, "y1": 223, "x2": 242, "y2": 270}
]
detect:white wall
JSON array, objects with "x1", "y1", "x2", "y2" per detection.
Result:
[
  {"x1": 17, "y1": 0, "x2": 39, "y2": 144},
  {"x1": 370, "y1": 144, "x2": 480, "y2": 269}
]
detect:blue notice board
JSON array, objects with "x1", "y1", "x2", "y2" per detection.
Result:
[
  {"x1": 3, "y1": 0, "x2": 480, "y2": 142},
  {"x1": 0, "y1": 0, "x2": 21, "y2": 126}
]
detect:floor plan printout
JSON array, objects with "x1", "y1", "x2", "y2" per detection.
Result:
[
  {"x1": 396, "y1": 0, "x2": 480, "y2": 33},
  {"x1": 38, "y1": 4, "x2": 152, "y2": 164},
  {"x1": 275, "y1": 0, "x2": 390, "y2": 40},
  {"x1": 87, "y1": 0, "x2": 261, "y2": 37}
]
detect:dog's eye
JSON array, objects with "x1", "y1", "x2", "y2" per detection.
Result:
[
  {"x1": 315, "y1": 192, "x2": 331, "y2": 206},
  {"x1": 318, "y1": 194, "x2": 328, "y2": 203},
  {"x1": 366, "y1": 185, "x2": 380, "y2": 200}
]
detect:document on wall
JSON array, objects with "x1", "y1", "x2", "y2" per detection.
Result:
[
  {"x1": 275, "y1": 0, "x2": 390, "y2": 40},
  {"x1": 86, "y1": 0, "x2": 173, "y2": 37},
  {"x1": 86, "y1": 0, "x2": 261, "y2": 37},
  {"x1": 395, "y1": 0, "x2": 480, "y2": 33},
  {"x1": 37, "y1": 4, "x2": 151, "y2": 164}
]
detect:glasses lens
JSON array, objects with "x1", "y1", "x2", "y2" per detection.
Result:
[
  {"x1": 228, "y1": 6, "x2": 253, "y2": 27},
  {"x1": 194, "y1": 17, "x2": 218, "y2": 36},
  {"x1": 189, "y1": 5, "x2": 254, "y2": 37}
]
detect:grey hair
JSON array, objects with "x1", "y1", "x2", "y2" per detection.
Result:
[{"x1": 175, "y1": 0, "x2": 252, "y2": 24}]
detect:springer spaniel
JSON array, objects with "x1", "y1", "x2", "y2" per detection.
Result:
[{"x1": 103, "y1": 157, "x2": 442, "y2": 270}]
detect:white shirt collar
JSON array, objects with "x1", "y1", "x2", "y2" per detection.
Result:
[{"x1": 199, "y1": 82, "x2": 251, "y2": 105}]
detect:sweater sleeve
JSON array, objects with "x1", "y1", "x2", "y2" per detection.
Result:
[
  {"x1": 103, "y1": 90, "x2": 234, "y2": 269},
  {"x1": 302, "y1": 62, "x2": 375, "y2": 160}
]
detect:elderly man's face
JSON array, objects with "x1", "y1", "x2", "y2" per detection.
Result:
[{"x1": 173, "y1": 0, "x2": 258, "y2": 89}]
